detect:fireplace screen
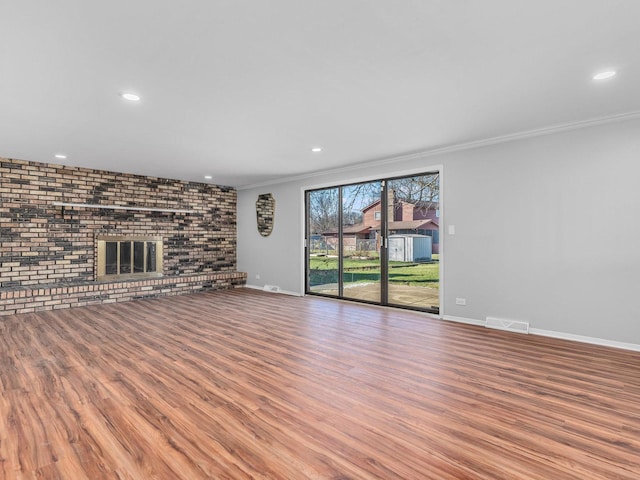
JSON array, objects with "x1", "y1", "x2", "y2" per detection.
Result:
[{"x1": 97, "y1": 236, "x2": 163, "y2": 281}]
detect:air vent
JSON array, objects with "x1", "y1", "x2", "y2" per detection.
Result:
[
  {"x1": 485, "y1": 316, "x2": 529, "y2": 334},
  {"x1": 263, "y1": 285, "x2": 281, "y2": 293}
]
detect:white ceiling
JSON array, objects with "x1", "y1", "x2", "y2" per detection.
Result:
[{"x1": 1, "y1": 1, "x2": 639, "y2": 188}]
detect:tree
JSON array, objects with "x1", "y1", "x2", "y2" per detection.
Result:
[
  {"x1": 308, "y1": 173, "x2": 439, "y2": 233},
  {"x1": 389, "y1": 173, "x2": 439, "y2": 215},
  {"x1": 308, "y1": 189, "x2": 339, "y2": 234}
]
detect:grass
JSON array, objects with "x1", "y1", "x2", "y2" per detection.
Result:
[
  {"x1": 310, "y1": 256, "x2": 379, "y2": 270},
  {"x1": 309, "y1": 256, "x2": 439, "y2": 288}
]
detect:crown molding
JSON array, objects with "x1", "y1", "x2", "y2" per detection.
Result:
[{"x1": 237, "y1": 110, "x2": 640, "y2": 191}]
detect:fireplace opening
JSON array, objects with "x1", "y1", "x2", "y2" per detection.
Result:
[{"x1": 97, "y1": 236, "x2": 163, "y2": 281}]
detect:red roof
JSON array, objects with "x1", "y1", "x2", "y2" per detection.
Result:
[
  {"x1": 373, "y1": 219, "x2": 438, "y2": 231},
  {"x1": 321, "y1": 224, "x2": 372, "y2": 235}
]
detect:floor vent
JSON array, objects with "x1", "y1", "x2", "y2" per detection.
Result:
[
  {"x1": 263, "y1": 285, "x2": 281, "y2": 293},
  {"x1": 485, "y1": 316, "x2": 530, "y2": 334}
]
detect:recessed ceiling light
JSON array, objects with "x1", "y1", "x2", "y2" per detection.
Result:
[
  {"x1": 120, "y1": 92, "x2": 141, "y2": 102},
  {"x1": 593, "y1": 70, "x2": 617, "y2": 81},
  {"x1": 204, "y1": 175, "x2": 213, "y2": 180},
  {"x1": 54, "y1": 153, "x2": 67, "y2": 160},
  {"x1": 311, "y1": 147, "x2": 323, "y2": 153}
]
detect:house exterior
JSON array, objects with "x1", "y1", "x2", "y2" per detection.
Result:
[
  {"x1": 320, "y1": 196, "x2": 439, "y2": 255},
  {"x1": 361, "y1": 199, "x2": 440, "y2": 254}
]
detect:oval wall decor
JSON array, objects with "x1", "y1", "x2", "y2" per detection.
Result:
[{"x1": 256, "y1": 193, "x2": 275, "y2": 237}]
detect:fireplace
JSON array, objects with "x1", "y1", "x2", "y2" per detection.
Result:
[{"x1": 96, "y1": 236, "x2": 163, "y2": 281}]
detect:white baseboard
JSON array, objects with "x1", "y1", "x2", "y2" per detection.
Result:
[
  {"x1": 241, "y1": 292, "x2": 640, "y2": 352},
  {"x1": 441, "y1": 314, "x2": 485, "y2": 327},
  {"x1": 442, "y1": 314, "x2": 640, "y2": 352},
  {"x1": 529, "y1": 327, "x2": 640, "y2": 352},
  {"x1": 244, "y1": 284, "x2": 303, "y2": 297}
]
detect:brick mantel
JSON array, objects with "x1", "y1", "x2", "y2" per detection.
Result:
[{"x1": 0, "y1": 273, "x2": 247, "y2": 316}]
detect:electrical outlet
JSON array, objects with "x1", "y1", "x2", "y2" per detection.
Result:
[
  {"x1": 255, "y1": 274, "x2": 260, "y2": 280},
  {"x1": 455, "y1": 297, "x2": 466, "y2": 306}
]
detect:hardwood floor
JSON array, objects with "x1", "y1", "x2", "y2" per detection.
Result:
[{"x1": 0, "y1": 289, "x2": 639, "y2": 479}]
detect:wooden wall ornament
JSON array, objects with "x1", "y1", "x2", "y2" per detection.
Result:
[{"x1": 256, "y1": 193, "x2": 275, "y2": 237}]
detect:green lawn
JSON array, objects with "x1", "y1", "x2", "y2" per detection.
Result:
[{"x1": 309, "y1": 256, "x2": 439, "y2": 288}]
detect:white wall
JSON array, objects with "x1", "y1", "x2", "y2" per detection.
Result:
[{"x1": 238, "y1": 116, "x2": 640, "y2": 346}]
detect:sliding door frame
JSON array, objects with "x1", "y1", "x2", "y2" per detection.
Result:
[{"x1": 303, "y1": 166, "x2": 443, "y2": 315}]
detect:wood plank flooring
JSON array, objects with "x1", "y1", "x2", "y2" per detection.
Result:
[{"x1": 0, "y1": 288, "x2": 639, "y2": 479}]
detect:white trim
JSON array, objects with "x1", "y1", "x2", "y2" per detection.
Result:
[
  {"x1": 441, "y1": 314, "x2": 485, "y2": 327},
  {"x1": 300, "y1": 187, "x2": 307, "y2": 296},
  {"x1": 244, "y1": 284, "x2": 303, "y2": 297},
  {"x1": 302, "y1": 164, "x2": 443, "y2": 193},
  {"x1": 443, "y1": 314, "x2": 640, "y2": 352},
  {"x1": 529, "y1": 328, "x2": 640, "y2": 352},
  {"x1": 237, "y1": 110, "x2": 640, "y2": 191},
  {"x1": 437, "y1": 165, "x2": 445, "y2": 317},
  {"x1": 250, "y1": 287, "x2": 640, "y2": 352}
]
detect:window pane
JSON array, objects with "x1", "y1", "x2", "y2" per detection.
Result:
[
  {"x1": 105, "y1": 242, "x2": 118, "y2": 275},
  {"x1": 341, "y1": 181, "x2": 381, "y2": 303},
  {"x1": 119, "y1": 242, "x2": 132, "y2": 274},
  {"x1": 146, "y1": 242, "x2": 157, "y2": 272},
  {"x1": 307, "y1": 188, "x2": 339, "y2": 295},
  {"x1": 133, "y1": 241, "x2": 145, "y2": 273},
  {"x1": 387, "y1": 173, "x2": 440, "y2": 311}
]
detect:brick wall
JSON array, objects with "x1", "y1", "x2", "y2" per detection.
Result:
[
  {"x1": 0, "y1": 157, "x2": 245, "y2": 314},
  {"x1": 0, "y1": 273, "x2": 246, "y2": 316}
]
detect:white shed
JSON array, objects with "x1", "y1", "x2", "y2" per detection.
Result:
[{"x1": 388, "y1": 234, "x2": 432, "y2": 262}]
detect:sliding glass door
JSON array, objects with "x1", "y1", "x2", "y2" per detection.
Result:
[
  {"x1": 307, "y1": 187, "x2": 340, "y2": 295},
  {"x1": 306, "y1": 172, "x2": 439, "y2": 313},
  {"x1": 341, "y1": 181, "x2": 381, "y2": 302},
  {"x1": 386, "y1": 174, "x2": 440, "y2": 311}
]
